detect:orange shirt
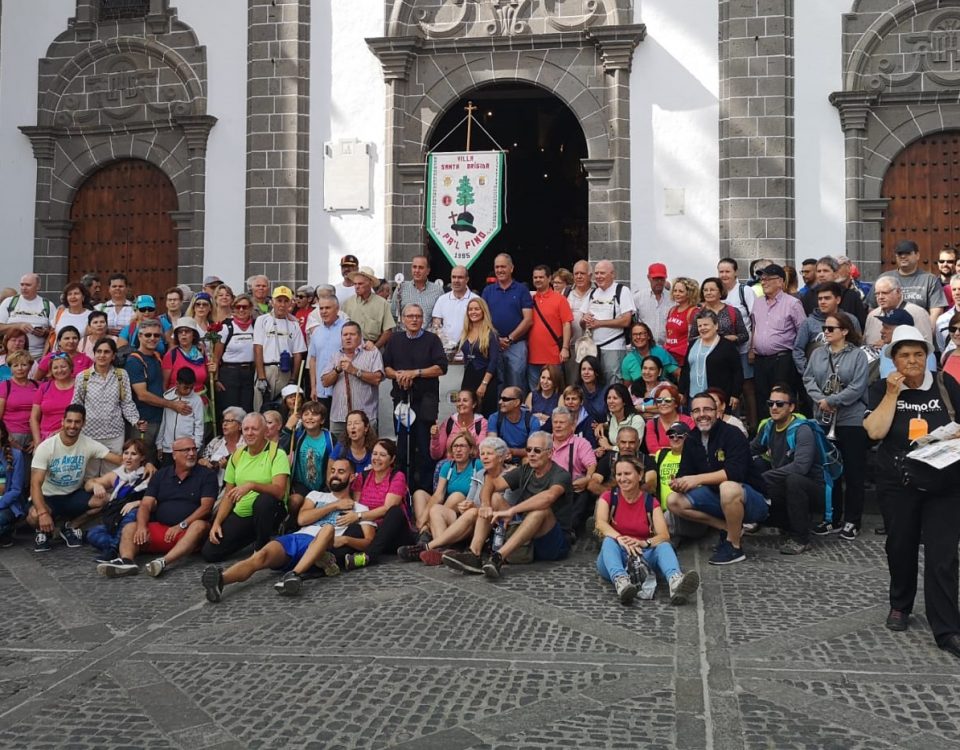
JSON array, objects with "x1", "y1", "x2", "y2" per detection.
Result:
[{"x1": 528, "y1": 289, "x2": 573, "y2": 366}]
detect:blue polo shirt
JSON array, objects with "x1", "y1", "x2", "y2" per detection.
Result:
[
  {"x1": 488, "y1": 409, "x2": 541, "y2": 450},
  {"x1": 124, "y1": 350, "x2": 165, "y2": 424},
  {"x1": 482, "y1": 280, "x2": 533, "y2": 339}
]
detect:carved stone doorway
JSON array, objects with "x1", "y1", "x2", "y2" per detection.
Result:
[{"x1": 426, "y1": 83, "x2": 588, "y2": 283}]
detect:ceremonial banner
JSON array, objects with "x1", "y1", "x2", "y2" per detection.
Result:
[{"x1": 426, "y1": 151, "x2": 504, "y2": 269}]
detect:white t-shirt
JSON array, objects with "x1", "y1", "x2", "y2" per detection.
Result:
[
  {"x1": 725, "y1": 282, "x2": 756, "y2": 354},
  {"x1": 54, "y1": 309, "x2": 93, "y2": 338},
  {"x1": 221, "y1": 319, "x2": 256, "y2": 363},
  {"x1": 32, "y1": 432, "x2": 109, "y2": 496},
  {"x1": 588, "y1": 284, "x2": 635, "y2": 351},
  {"x1": 334, "y1": 283, "x2": 356, "y2": 306},
  {"x1": 296, "y1": 491, "x2": 375, "y2": 537},
  {"x1": 253, "y1": 314, "x2": 307, "y2": 364},
  {"x1": 0, "y1": 295, "x2": 52, "y2": 357},
  {"x1": 566, "y1": 286, "x2": 591, "y2": 331},
  {"x1": 431, "y1": 290, "x2": 477, "y2": 343}
]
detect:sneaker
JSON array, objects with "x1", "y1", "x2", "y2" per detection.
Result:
[
  {"x1": 144, "y1": 558, "x2": 166, "y2": 578},
  {"x1": 34, "y1": 532, "x2": 52, "y2": 553},
  {"x1": 613, "y1": 574, "x2": 638, "y2": 604},
  {"x1": 59, "y1": 524, "x2": 84, "y2": 548},
  {"x1": 0, "y1": 531, "x2": 14, "y2": 548},
  {"x1": 96, "y1": 558, "x2": 139, "y2": 577},
  {"x1": 316, "y1": 552, "x2": 340, "y2": 577},
  {"x1": 885, "y1": 608, "x2": 909, "y2": 632},
  {"x1": 344, "y1": 552, "x2": 368, "y2": 571},
  {"x1": 779, "y1": 538, "x2": 811, "y2": 555},
  {"x1": 713, "y1": 529, "x2": 728, "y2": 551},
  {"x1": 811, "y1": 521, "x2": 841, "y2": 536},
  {"x1": 397, "y1": 543, "x2": 426, "y2": 562},
  {"x1": 416, "y1": 530, "x2": 433, "y2": 546},
  {"x1": 441, "y1": 549, "x2": 483, "y2": 574},
  {"x1": 839, "y1": 522, "x2": 859, "y2": 542},
  {"x1": 419, "y1": 547, "x2": 447, "y2": 566},
  {"x1": 668, "y1": 570, "x2": 701, "y2": 605},
  {"x1": 708, "y1": 540, "x2": 746, "y2": 566},
  {"x1": 482, "y1": 551, "x2": 503, "y2": 580},
  {"x1": 741, "y1": 522, "x2": 760, "y2": 535},
  {"x1": 274, "y1": 571, "x2": 303, "y2": 596},
  {"x1": 201, "y1": 565, "x2": 224, "y2": 603}
]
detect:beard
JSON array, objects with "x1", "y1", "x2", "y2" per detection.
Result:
[{"x1": 328, "y1": 477, "x2": 350, "y2": 492}]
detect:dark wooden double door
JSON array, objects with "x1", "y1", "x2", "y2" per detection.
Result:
[{"x1": 68, "y1": 159, "x2": 178, "y2": 297}]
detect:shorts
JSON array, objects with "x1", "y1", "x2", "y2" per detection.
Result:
[
  {"x1": 142, "y1": 522, "x2": 187, "y2": 554},
  {"x1": 685, "y1": 484, "x2": 769, "y2": 524},
  {"x1": 44, "y1": 489, "x2": 94, "y2": 521},
  {"x1": 275, "y1": 532, "x2": 318, "y2": 570},
  {"x1": 740, "y1": 351, "x2": 754, "y2": 379},
  {"x1": 533, "y1": 520, "x2": 570, "y2": 562}
]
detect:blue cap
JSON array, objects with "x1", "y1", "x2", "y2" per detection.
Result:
[
  {"x1": 877, "y1": 308, "x2": 914, "y2": 327},
  {"x1": 135, "y1": 294, "x2": 156, "y2": 310}
]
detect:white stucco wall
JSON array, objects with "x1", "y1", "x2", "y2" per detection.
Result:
[
  {"x1": 175, "y1": 0, "x2": 248, "y2": 292},
  {"x1": 0, "y1": 0, "x2": 75, "y2": 287},
  {"x1": 794, "y1": 0, "x2": 846, "y2": 265},
  {"x1": 308, "y1": 0, "x2": 386, "y2": 285},
  {"x1": 631, "y1": 0, "x2": 721, "y2": 288}
]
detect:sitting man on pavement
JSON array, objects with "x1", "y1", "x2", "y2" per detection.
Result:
[
  {"x1": 587, "y1": 425, "x2": 641, "y2": 497},
  {"x1": 548, "y1": 405, "x2": 597, "y2": 536},
  {"x1": 201, "y1": 412, "x2": 290, "y2": 562},
  {"x1": 486, "y1": 385, "x2": 540, "y2": 463},
  {"x1": 28, "y1": 405, "x2": 124, "y2": 552},
  {"x1": 202, "y1": 458, "x2": 375, "y2": 602},
  {"x1": 751, "y1": 385, "x2": 826, "y2": 555},
  {"x1": 97, "y1": 436, "x2": 217, "y2": 577},
  {"x1": 442, "y1": 430, "x2": 571, "y2": 579},
  {"x1": 666, "y1": 391, "x2": 769, "y2": 565}
]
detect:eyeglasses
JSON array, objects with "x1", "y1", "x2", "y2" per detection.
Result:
[
  {"x1": 222, "y1": 418, "x2": 239, "y2": 423},
  {"x1": 691, "y1": 406, "x2": 717, "y2": 414},
  {"x1": 138, "y1": 307, "x2": 156, "y2": 313},
  {"x1": 950, "y1": 326, "x2": 960, "y2": 334},
  {"x1": 499, "y1": 395, "x2": 519, "y2": 402},
  {"x1": 939, "y1": 259, "x2": 955, "y2": 264},
  {"x1": 654, "y1": 397, "x2": 675, "y2": 405},
  {"x1": 140, "y1": 332, "x2": 161, "y2": 339},
  {"x1": 296, "y1": 294, "x2": 308, "y2": 298},
  {"x1": 404, "y1": 314, "x2": 423, "y2": 319},
  {"x1": 234, "y1": 304, "x2": 251, "y2": 311},
  {"x1": 172, "y1": 447, "x2": 198, "y2": 453},
  {"x1": 821, "y1": 325, "x2": 839, "y2": 333},
  {"x1": 194, "y1": 301, "x2": 210, "y2": 306},
  {"x1": 766, "y1": 399, "x2": 793, "y2": 408},
  {"x1": 526, "y1": 446, "x2": 547, "y2": 454},
  {"x1": 666, "y1": 432, "x2": 686, "y2": 440}
]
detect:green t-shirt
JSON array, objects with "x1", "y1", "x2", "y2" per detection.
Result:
[
  {"x1": 225, "y1": 443, "x2": 291, "y2": 517},
  {"x1": 654, "y1": 448, "x2": 682, "y2": 509}
]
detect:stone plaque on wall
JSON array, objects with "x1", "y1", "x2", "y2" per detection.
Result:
[{"x1": 323, "y1": 139, "x2": 372, "y2": 211}]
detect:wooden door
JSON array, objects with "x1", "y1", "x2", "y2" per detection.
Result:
[
  {"x1": 68, "y1": 159, "x2": 178, "y2": 297},
  {"x1": 881, "y1": 131, "x2": 960, "y2": 271}
]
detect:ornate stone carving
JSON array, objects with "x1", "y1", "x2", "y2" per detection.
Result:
[
  {"x1": 415, "y1": 0, "x2": 608, "y2": 39},
  {"x1": 866, "y1": 10, "x2": 960, "y2": 91}
]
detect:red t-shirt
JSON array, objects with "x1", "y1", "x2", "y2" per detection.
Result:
[
  {"x1": 34, "y1": 380, "x2": 76, "y2": 440},
  {"x1": 528, "y1": 289, "x2": 574, "y2": 366},
  {"x1": 599, "y1": 490, "x2": 652, "y2": 540},
  {"x1": 664, "y1": 306, "x2": 696, "y2": 366}
]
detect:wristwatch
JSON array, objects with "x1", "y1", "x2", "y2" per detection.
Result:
[{"x1": 178, "y1": 521, "x2": 188, "y2": 530}]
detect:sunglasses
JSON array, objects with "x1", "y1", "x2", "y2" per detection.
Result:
[
  {"x1": 950, "y1": 326, "x2": 960, "y2": 334},
  {"x1": 296, "y1": 294, "x2": 308, "y2": 298},
  {"x1": 234, "y1": 304, "x2": 251, "y2": 310},
  {"x1": 939, "y1": 259, "x2": 955, "y2": 264},
  {"x1": 766, "y1": 399, "x2": 793, "y2": 408},
  {"x1": 499, "y1": 395, "x2": 519, "y2": 402},
  {"x1": 138, "y1": 307, "x2": 156, "y2": 313},
  {"x1": 666, "y1": 432, "x2": 686, "y2": 440},
  {"x1": 526, "y1": 446, "x2": 547, "y2": 454},
  {"x1": 140, "y1": 333, "x2": 161, "y2": 339},
  {"x1": 51, "y1": 351, "x2": 71, "y2": 360},
  {"x1": 821, "y1": 325, "x2": 839, "y2": 333},
  {"x1": 654, "y1": 397, "x2": 675, "y2": 405}
]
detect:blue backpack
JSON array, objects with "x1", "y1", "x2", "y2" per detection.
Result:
[{"x1": 756, "y1": 416, "x2": 844, "y2": 523}]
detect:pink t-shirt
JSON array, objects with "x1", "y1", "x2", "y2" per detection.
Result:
[
  {"x1": 1, "y1": 379, "x2": 39, "y2": 434},
  {"x1": 34, "y1": 380, "x2": 76, "y2": 440},
  {"x1": 35, "y1": 351, "x2": 92, "y2": 380},
  {"x1": 350, "y1": 469, "x2": 407, "y2": 523}
]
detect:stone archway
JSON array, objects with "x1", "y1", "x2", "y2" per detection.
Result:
[{"x1": 368, "y1": 1, "x2": 645, "y2": 282}]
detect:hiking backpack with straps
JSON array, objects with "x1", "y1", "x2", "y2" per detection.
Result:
[
  {"x1": 606, "y1": 486, "x2": 658, "y2": 531},
  {"x1": 588, "y1": 283, "x2": 634, "y2": 347}
]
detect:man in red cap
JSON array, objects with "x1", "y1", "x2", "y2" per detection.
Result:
[{"x1": 634, "y1": 263, "x2": 670, "y2": 346}]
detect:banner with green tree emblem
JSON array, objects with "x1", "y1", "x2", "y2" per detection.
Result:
[{"x1": 426, "y1": 151, "x2": 505, "y2": 269}]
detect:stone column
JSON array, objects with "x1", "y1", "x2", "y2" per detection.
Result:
[
  {"x1": 179, "y1": 114, "x2": 217, "y2": 287},
  {"x1": 20, "y1": 128, "x2": 64, "y2": 291},
  {"x1": 245, "y1": 0, "x2": 311, "y2": 289},
  {"x1": 718, "y1": 0, "x2": 795, "y2": 268}
]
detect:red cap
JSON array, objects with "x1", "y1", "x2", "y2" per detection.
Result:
[
  {"x1": 647, "y1": 263, "x2": 668, "y2": 278},
  {"x1": 850, "y1": 263, "x2": 860, "y2": 279}
]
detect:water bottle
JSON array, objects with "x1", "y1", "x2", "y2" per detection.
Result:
[{"x1": 492, "y1": 521, "x2": 506, "y2": 552}]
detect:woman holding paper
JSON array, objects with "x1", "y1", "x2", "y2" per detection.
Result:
[{"x1": 863, "y1": 324, "x2": 960, "y2": 660}]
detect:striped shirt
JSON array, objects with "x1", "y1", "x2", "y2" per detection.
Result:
[
  {"x1": 323, "y1": 346, "x2": 385, "y2": 422},
  {"x1": 751, "y1": 291, "x2": 806, "y2": 356}
]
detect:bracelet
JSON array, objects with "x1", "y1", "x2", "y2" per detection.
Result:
[{"x1": 39, "y1": 511, "x2": 51, "y2": 517}]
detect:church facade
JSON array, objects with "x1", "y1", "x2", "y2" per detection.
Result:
[{"x1": 0, "y1": 0, "x2": 957, "y2": 294}]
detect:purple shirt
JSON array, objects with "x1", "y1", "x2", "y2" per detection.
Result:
[{"x1": 751, "y1": 291, "x2": 806, "y2": 356}]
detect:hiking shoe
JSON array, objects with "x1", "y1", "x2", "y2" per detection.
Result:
[
  {"x1": 34, "y1": 531, "x2": 52, "y2": 553},
  {"x1": 779, "y1": 538, "x2": 811, "y2": 555},
  {"x1": 708, "y1": 540, "x2": 746, "y2": 566},
  {"x1": 59, "y1": 524, "x2": 84, "y2": 548},
  {"x1": 201, "y1": 565, "x2": 224, "y2": 603},
  {"x1": 316, "y1": 552, "x2": 340, "y2": 577},
  {"x1": 416, "y1": 530, "x2": 433, "y2": 546},
  {"x1": 668, "y1": 571, "x2": 701, "y2": 605},
  {"x1": 97, "y1": 558, "x2": 139, "y2": 577},
  {"x1": 144, "y1": 558, "x2": 166, "y2": 578},
  {"x1": 344, "y1": 553, "x2": 368, "y2": 571},
  {"x1": 397, "y1": 543, "x2": 426, "y2": 562},
  {"x1": 419, "y1": 547, "x2": 448, "y2": 566},
  {"x1": 482, "y1": 551, "x2": 503, "y2": 580},
  {"x1": 839, "y1": 522, "x2": 859, "y2": 542},
  {"x1": 274, "y1": 571, "x2": 303, "y2": 596},
  {"x1": 885, "y1": 608, "x2": 909, "y2": 632},
  {"x1": 613, "y1": 574, "x2": 638, "y2": 604},
  {"x1": 811, "y1": 521, "x2": 841, "y2": 536},
  {"x1": 441, "y1": 549, "x2": 483, "y2": 574},
  {"x1": 0, "y1": 531, "x2": 14, "y2": 548}
]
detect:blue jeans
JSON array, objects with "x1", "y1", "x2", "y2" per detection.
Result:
[
  {"x1": 86, "y1": 509, "x2": 139, "y2": 555},
  {"x1": 498, "y1": 340, "x2": 528, "y2": 395},
  {"x1": 595, "y1": 536, "x2": 681, "y2": 581}
]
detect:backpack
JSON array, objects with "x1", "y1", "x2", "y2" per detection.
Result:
[
  {"x1": 360, "y1": 466, "x2": 414, "y2": 530},
  {"x1": 6, "y1": 294, "x2": 52, "y2": 320},
  {"x1": 1, "y1": 378, "x2": 39, "y2": 400},
  {"x1": 77, "y1": 367, "x2": 128, "y2": 403},
  {"x1": 444, "y1": 415, "x2": 483, "y2": 438},
  {"x1": 588, "y1": 283, "x2": 634, "y2": 347},
  {"x1": 606, "y1": 486, "x2": 657, "y2": 532},
  {"x1": 756, "y1": 415, "x2": 843, "y2": 522}
]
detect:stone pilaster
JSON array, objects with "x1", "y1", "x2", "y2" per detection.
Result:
[
  {"x1": 719, "y1": 0, "x2": 795, "y2": 268},
  {"x1": 245, "y1": 0, "x2": 311, "y2": 289}
]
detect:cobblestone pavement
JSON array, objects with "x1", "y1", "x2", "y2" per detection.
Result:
[{"x1": 1, "y1": 512, "x2": 958, "y2": 749}]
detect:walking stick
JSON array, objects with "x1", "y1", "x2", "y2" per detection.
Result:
[{"x1": 208, "y1": 364, "x2": 218, "y2": 438}]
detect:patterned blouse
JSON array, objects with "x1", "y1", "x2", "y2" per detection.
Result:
[{"x1": 71, "y1": 366, "x2": 140, "y2": 441}]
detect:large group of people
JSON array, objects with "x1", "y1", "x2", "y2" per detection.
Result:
[{"x1": 0, "y1": 242, "x2": 958, "y2": 660}]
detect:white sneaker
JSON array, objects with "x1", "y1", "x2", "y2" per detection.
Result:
[
  {"x1": 839, "y1": 522, "x2": 859, "y2": 542},
  {"x1": 144, "y1": 558, "x2": 166, "y2": 577},
  {"x1": 668, "y1": 571, "x2": 701, "y2": 605},
  {"x1": 613, "y1": 574, "x2": 638, "y2": 604}
]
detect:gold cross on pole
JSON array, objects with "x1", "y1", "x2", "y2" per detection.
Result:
[{"x1": 464, "y1": 101, "x2": 477, "y2": 152}]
